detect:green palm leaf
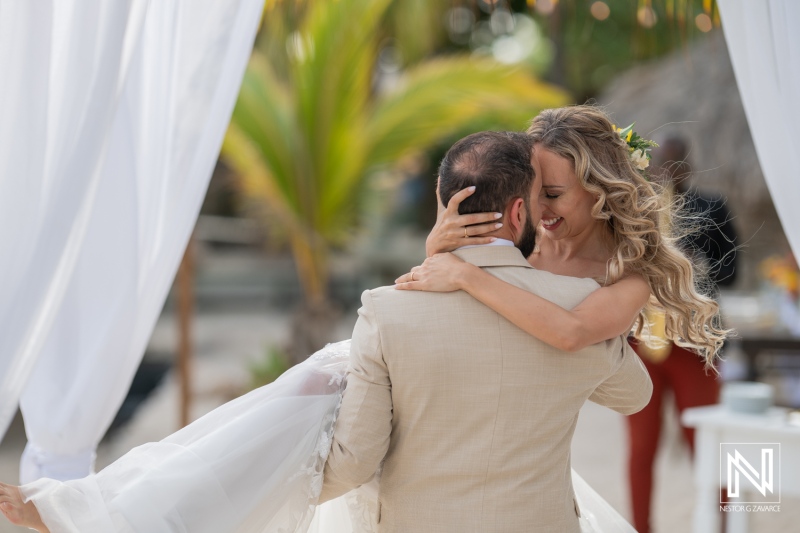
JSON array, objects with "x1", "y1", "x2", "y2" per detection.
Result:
[
  {"x1": 223, "y1": 0, "x2": 570, "y2": 306},
  {"x1": 366, "y1": 56, "x2": 568, "y2": 167}
]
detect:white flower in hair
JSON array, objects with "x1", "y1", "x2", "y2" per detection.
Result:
[
  {"x1": 630, "y1": 149, "x2": 649, "y2": 170},
  {"x1": 614, "y1": 122, "x2": 657, "y2": 176}
]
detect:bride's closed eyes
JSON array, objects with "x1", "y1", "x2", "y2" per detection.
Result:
[{"x1": 541, "y1": 185, "x2": 565, "y2": 200}]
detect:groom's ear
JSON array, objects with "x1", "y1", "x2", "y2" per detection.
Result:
[{"x1": 507, "y1": 197, "x2": 525, "y2": 236}]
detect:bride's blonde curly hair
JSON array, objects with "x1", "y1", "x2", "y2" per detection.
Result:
[{"x1": 527, "y1": 105, "x2": 729, "y2": 369}]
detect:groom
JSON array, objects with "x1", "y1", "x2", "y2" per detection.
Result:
[{"x1": 320, "y1": 131, "x2": 652, "y2": 532}]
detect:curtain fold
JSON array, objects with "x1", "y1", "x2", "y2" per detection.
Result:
[
  {"x1": 717, "y1": 0, "x2": 800, "y2": 261},
  {"x1": 0, "y1": 0, "x2": 263, "y2": 482},
  {"x1": 0, "y1": 0, "x2": 148, "y2": 443}
]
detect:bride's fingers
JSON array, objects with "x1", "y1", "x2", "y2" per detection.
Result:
[
  {"x1": 394, "y1": 280, "x2": 423, "y2": 291},
  {"x1": 441, "y1": 212, "x2": 500, "y2": 235},
  {"x1": 394, "y1": 267, "x2": 421, "y2": 284},
  {"x1": 458, "y1": 212, "x2": 503, "y2": 228},
  {"x1": 441, "y1": 214, "x2": 502, "y2": 245},
  {"x1": 443, "y1": 186, "x2": 476, "y2": 214},
  {"x1": 464, "y1": 221, "x2": 502, "y2": 237},
  {"x1": 443, "y1": 188, "x2": 501, "y2": 222}
]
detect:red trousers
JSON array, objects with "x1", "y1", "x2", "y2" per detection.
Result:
[{"x1": 626, "y1": 341, "x2": 720, "y2": 533}]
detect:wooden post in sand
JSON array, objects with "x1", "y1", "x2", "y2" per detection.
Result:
[{"x1": 177, "y1": 237, "x2": 194, "y2": 428}]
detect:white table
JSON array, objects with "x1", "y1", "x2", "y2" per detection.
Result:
[{"x1": 682, "y1": 405, "x2": 800, "y2": 533}]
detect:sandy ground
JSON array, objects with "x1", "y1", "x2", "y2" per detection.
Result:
[{"x1": 1, "y1": 309, "x2": 797, "y2": 532}]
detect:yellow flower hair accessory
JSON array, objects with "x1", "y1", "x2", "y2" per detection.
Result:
[{"x1": 613, "y1": 123, "x2": 659, "y2": 172}]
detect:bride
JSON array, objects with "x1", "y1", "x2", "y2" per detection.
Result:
[{"x1": 0, "y1": 106, "x2": 726, "y2": 532}]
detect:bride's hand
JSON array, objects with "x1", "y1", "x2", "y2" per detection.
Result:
[
  {"x1": 425, "y1": 186, "x2": 502, "y2": 257},
  {"x1": 395, "y1": 253, "x2": 473, "y2": 292}
]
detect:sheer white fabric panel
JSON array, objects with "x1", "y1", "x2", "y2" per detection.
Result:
[
  {"x1": 717, "y1": 0, "x2": 800, "y2": 261},
  {"x1": 21, "y1": 344, "x2": 350, "y2": 533},
  {"x1": 0, "y1": 0, "x2": 147, "y2": 442},
  {"x1": 13, "y1": 0, "x2": 263, "y2": 483}
]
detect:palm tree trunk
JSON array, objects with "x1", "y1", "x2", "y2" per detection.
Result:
[
  {"x1": 289, "y1": 233, "x2": 328, "y2": 306},
  {"x1": 287, "y1": 234, "x2": 340, "y2": 365}
]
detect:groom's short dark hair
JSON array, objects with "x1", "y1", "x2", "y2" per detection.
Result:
[{"x1": 438, "y1": 131, "x2": 534, "y2": 215}]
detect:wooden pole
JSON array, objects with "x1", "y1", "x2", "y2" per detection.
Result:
[{"x1": 177, "y1": 237, "x2": 194, "y2": 428}]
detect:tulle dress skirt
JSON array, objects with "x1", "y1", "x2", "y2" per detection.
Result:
[{"x1": 21, "y1": 341, "x2": 634, "y2": 532}]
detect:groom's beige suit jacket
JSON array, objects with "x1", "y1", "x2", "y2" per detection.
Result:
[{"x1": 320, "y1": 245, "x2": 652, "y2": 532}]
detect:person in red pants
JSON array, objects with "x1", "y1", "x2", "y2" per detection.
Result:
[
  {"x1": 627, "y1": 341, "x2": 721, "y2": 532},
  {"x1": 626, "y1": 137, "x2": 737, "y2": 533}
]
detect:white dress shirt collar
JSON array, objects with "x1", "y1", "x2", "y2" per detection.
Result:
[{"x1": 456, "y1": 238, "x2": 515, "y2": 251}]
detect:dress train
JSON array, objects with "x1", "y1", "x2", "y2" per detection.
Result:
[{"x1": 20, "y1": 341, "x2": 634, "y2": 532}]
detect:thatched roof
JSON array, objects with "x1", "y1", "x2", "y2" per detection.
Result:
[
  {"x1": 598, "y1": 31, "x2": 790, "y2": 288},
  {"x1": 599, "y1": 31, "x2": 764, "y2": 203}
]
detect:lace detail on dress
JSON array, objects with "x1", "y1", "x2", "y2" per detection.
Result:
[
  {"x1": 310, "y1": 341, "x2": 350, "y2": 389},
  {"x1": 280, "y1": 341, "x2": 351, "y2": 532},
  {"x1": 285, "y1": 401, "x2": 342, "y2": 533},
  {"x1": 344, "y1": 489, "x2": 379, "y2": 533},
  {"x1": 310, "y1": 340, "x2": 352, "y2": 361},
  {"x1": 308, "y1": 402, "x2": 342, "y2": 500}
]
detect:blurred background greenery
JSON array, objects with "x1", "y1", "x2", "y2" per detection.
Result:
[{"x1": 209, "y1": 0, "x2": 725, "y2": 363}]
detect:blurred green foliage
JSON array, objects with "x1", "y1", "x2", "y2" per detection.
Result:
[
  {"x1": 218, "y1": 0, "x2": 724, "y2": 362},
  {"x1": 222, "y1": 0, "x2": 721, "y2": 295},
  {"x1": 383, "y1": 0, "x2": 721, "y2": 101},
  {"x1": 249, "y1": 345, "x2": 291, "y2": 389},
  {"x1": 526, "y1": 0, "x2": 721, "y2": 100},
  {"x1": 222, "y1": 0, "x2": 567, "y2": 309}
]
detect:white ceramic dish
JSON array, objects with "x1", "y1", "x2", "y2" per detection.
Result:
[{"x1": 721, "y1": 381, "x2": 775, "y2": 414}]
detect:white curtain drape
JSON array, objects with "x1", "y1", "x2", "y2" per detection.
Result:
[
  {"x1": 0, "y1": 0, "x2": 148, "y2": 443},
  {"x1": 0, "y1": 0, "x2": 263, "y2": 482},
  {"x1": 717, "y1": 0, "x2": 800, "y2": 262}
]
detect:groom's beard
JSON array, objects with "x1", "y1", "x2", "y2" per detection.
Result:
[{"x1": 516, "y1": 213, "x2": 537, "y2": 258}]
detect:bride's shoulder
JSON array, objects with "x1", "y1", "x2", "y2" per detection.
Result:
[
  {"x1": 610, "y1": 272, "x2": 648, "y2": 288},
  {"x1": 602, "y1": 273, "x2": 651, "y2": 302}
]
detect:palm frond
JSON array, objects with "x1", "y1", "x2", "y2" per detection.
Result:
[
  {"x1": 224, "y1": 0, "x2": 571, "y2": 305},
  {"x1": 365, "y1": 56, "x2": 569, "y2": 168},
  {"x1": 292, "y1": 0, "x2": 391, "y2": 204},
  {"x1": 230, "y1": 53, "x2": 303, "y2": 213},
  {"x1": 222, "y1": 123, "x2": 306, "y2": 241},
  {"x1": 389, "y1": 0, "x2": 448, "y2": 66}
]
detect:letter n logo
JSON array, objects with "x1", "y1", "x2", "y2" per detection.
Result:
[
  {"x1": 727, "y1": 448, "x2": 772, "y2": 497},
  {"x1": 720, "y1": 443, "x2": 780, "y2": 504}
]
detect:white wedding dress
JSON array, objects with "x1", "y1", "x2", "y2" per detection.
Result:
[{"x1": 20, "y1": 341, "x2": 635, "y2": 532}]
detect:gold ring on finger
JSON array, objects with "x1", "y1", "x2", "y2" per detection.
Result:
[
  {"x1": 411, "y1": 271, "x2": 416, "y2": 281},
  {"x1": 464, "y1": 227, "x2": 468, "y2": 239}
]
